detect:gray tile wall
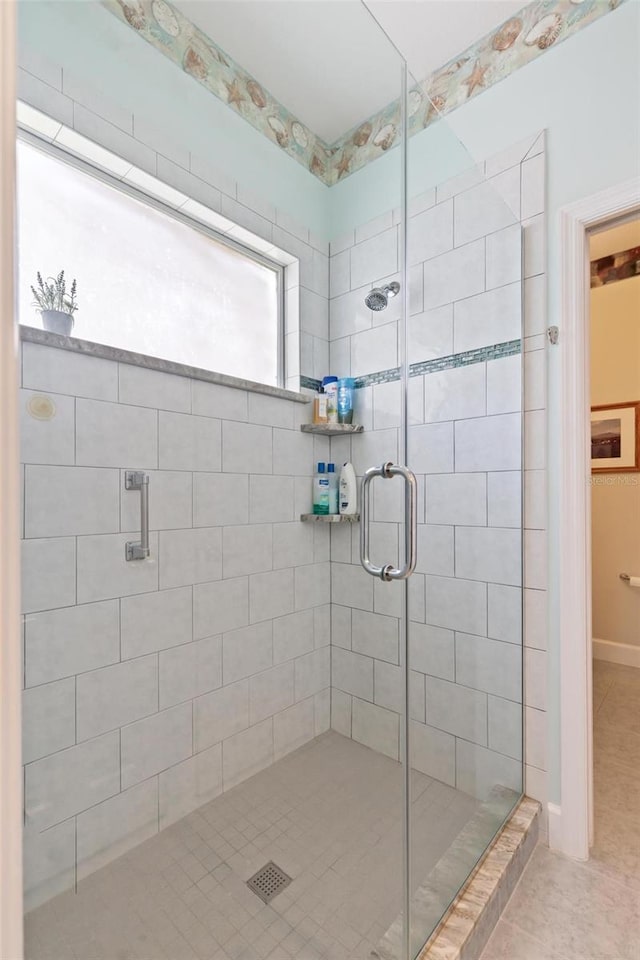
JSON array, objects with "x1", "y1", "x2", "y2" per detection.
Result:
[
  {"x1": 20, "y1": 345, "x2": 331, "y2": 911},
  {"x1": 327, "y1": 133, "x2": 548, "y2": 815}
]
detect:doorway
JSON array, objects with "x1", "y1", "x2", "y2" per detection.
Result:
[{"x1": 589, "y1": 216, "x2": 640, "y2": 878}]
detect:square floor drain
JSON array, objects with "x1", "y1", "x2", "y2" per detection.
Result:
[{"x1": 246, "y1": 861, "x2": 292, "y2": 904}]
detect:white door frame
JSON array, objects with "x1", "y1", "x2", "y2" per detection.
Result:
[
  {"x1": 0, "y1": 1, "x2": 23, "y2": 958},
  {"x1": 557, "y1": 176, "x2": 640, "y2": 861}
]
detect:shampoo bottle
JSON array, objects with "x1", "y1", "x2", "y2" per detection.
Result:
[
  {"x1": 339, "y1": 462, "x2": 357, "y2": 516},
  {"x1": 327, "y1": 463, "x2": 339, "y2": 515},
  {"x1": 313, "y1": 462, "x2": 330, "y2": 515}
]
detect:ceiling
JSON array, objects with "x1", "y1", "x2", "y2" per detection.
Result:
[{"x1": 173, "y1": 0, "x2": 525, "y2": 144}]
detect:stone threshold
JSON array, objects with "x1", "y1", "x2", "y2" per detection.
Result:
[
  {"x1": 20, "y1": 326, "x2": 310, "y2": 404},
  {"x1": 373, "y1": 792, "x2": 540, "y2": 960}
]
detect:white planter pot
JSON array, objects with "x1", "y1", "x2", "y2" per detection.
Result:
[{"x1": 41, "y1": 310, "x2": 74, "y2": 336}]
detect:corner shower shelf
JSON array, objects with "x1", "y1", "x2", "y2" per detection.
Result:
[
  {"x1": 300, "y1": 423, "x2": 364, "y2": 436},
  {"x1": 300, "y1": 513, "x2": 360, "y2": 523}
]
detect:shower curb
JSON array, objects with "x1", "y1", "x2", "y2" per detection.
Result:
[{"x1": 373, "y1": 795, "x2": 540, "y2": 960}]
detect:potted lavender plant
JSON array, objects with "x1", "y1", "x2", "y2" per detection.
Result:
[{"x1": 31, "y1": 271, "x2": 78, "y2": 336}]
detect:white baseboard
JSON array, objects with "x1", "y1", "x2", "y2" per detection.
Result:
[{"x1": 593, "y1": 637, "x2": 640, "y2": 668}]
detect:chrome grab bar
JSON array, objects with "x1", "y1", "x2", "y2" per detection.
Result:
[
  {"x1": 360, "y1": 461, "x2": 417, "y2": 581},
  {"x1": 125, "y1": 471, "x2": 150, "y2": 561}
]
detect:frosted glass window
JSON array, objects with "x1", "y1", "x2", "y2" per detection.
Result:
[{"x1": 17, "y1": 141, "x2": 281, "y2": 386}]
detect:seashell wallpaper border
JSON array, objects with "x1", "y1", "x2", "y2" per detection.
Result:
[{"x1": 103, "y1": 0, "x2": 627, "y2": 187}]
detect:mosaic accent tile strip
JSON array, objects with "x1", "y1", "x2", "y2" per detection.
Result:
[
  {"x1": 102, "y1": 0, "x2": 627, "y2": 185},
  {"x1": 352, "y1": 340, "x2": 522, "y2": 390},
  {"x1": 591, "y1": 245, "x2": 640, "y2": 287},
  {"x1": 300, "y1": 375, "x2": 322, "y2": 392}
]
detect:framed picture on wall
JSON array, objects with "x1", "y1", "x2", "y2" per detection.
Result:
[{"x1": 591, "y1": 402, "x2": 640, "y2": 472}]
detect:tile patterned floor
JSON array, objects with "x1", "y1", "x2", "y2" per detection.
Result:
[
  {"x1": 25, "y1": 731, "x2": 479, "y2": 960},
  {"x1": 481, "y1": 660, "x2": 640, "y2": 960}
]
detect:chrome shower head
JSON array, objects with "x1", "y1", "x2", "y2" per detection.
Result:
[{"x1": 364, "y1": 281, "x2": 400, "y2": 311}]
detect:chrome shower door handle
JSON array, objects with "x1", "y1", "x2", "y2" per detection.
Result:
[
  {"x1": 125, "y1": 471, "x2": 150, "y2": 561},
  {"x1": 360, "y1": 462, "x2": 417, "y2": 582}
]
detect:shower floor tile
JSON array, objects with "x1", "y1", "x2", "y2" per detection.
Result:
[{"x1": 24, "y1": 731, "x2": 479, "y2": 960}]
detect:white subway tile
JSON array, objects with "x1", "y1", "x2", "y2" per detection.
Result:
[
  {"x1": 121, "y1": 586, "x2": 192, "y2": 659},
  {"x1": 159, "y1": 635, "x2": 221, "y2": 709},
  {"x1": 25, "y1": 732, "x2": 120, "y2": 831},
  {"x1": 22, "y1": 678, "x2": 75, "y2": 764},
  {"x1": 331, "y1": 604, "x2": 352, "y2": 650},
  {"x1": 456, "y1": 170, "x2": 518, "y2": 246},
  {"x1": 437, "y1": 164, "x2": 485, "y2": 204},
  {"x1": 25, "y1": 600, "x2": 119, "y2": 686},
  {"x1": 118, "y1": 364, "x2": 191, "y2": 413},
  {"x1": 523, "y1": 214, "x2": 545, "y2": 279},
  {"x1": 294, "y1": 647, "x2": 330, "y2": 701},
  {"x1": 76, "y1": 399, "x2": 157, "y2": 469},
  {"x1": 273, "y1": 522, "x2": 314, "y2": 569},
  {"x1": 222, "y1": 718, "x2": 273, "y2": 790},
  {"x1": 223, "y1": 421, "x2": 272, "y2": 474},
  {"x1": 454, "y1": 282, "x2": 521, "y2": 354},
  {"x1": 524, "y1": 470, "x2": 546, "y2": 530},
  {"x1": 21, "y1": 537, "x2": 76, "y2": 614},
  {"x1": 23, "y1": 820, "x2": 75, "y2": 913},
  {"x1": 194, "y1": 680, "x2": 249, "y2": 752},
  {"x1": 424, "y1": 362, "x2": 486, "y2": 423},
  {"x1": 249, "y1": 475, "x2": 294, "y2": 524},
  {"x1": 77, "y1": 532, "x2": 159, "y2": 603},
  {"x1": 329, "y1": 249, "x2": 351, "y2": 299},
  {"x1": 524, "y1": 348, "x2": 546, "y2": 412},
  {"x1": 409, "y1": 623, "x2": 454, "y2": 680},
  {"x1": 194, "y1": 472, "x2": 248, "y2": 526},
  {"x1": 525, "y1": 705, "x2": 546, "y2": 770},
  {"x1": 18, "y1": 69, "x2": 73, "y2": 126},
  {"x1": 222, "y1": 197, "x2": 272, "y2": 242},
  {"x1": 455, "y1": 633, "x2": 522, "y2": 702},
  {"x1": 272, "y1": 609, "x2": 314, "y2": 663},
  {"x1": 77, "y1": 779, "x2": 158, "y2": 882},
  {"x1": 423, "y1": 239, "x2": 485, "y2": 310},
  {"x1": 331, "y1": 688, "x2": 352, "y2": 736},
  {"x1": 350, "y1": 228, "x2": 398, "y2": 289},
  {"x1": 20, "y1": 390, "x2": 75, "y2": 465},
  {"x1": 425, "y1": 473, "x2": 486, "y2": 527},
  {"x1": 487, "y1": 354, "x2": 522, "y2": 416},
  {"x1": 247, "y1": 393, "x2": 296, "y2": 430},
  {"x1": 157, "y1": 154, "x2": 222, "y2": 210},
  {"x1": 121, "y1": 469, "x2": 192, "y2": 532},
  {"x1": 194, "y1": 576, "x2": 248, "y2": 638},
  {"x1": 22, "y1": 342, "x2": 118, "y2": 401},
  {"x1": 159, "y1": 744, "x2": 223, "y2": 830},
  {"x1": 159, "y1": 411, "x2": 221, "y2": 472},
  {"x1": 488, "y1": 695, "x2": 522, "y2": 761},
  {"x1": 249, "y1": 568, "x2": 294, "y2": 623},
  {"x1": 274, "y1": 698, "x2": 315, "y2": 760},
  {"x1": 485, "y1": 224, "x2": 523, "y2": 291},
  {"x1": 426, "y1": 675, "x2": 487, "y2": 745},
  {"x1": 159, "y1": 527, "x2": 222, "y2": 589},
  {"x1": 524, "y1": 409, "x2": 546, "y2": 471},
  {"x1": 488, "y1": 583, "x2": 523, "y2": 646},
  {"x1": 249, "y1": 662, "x2": 294, "y2": 724},
  {"x1": 524, "y1": 274, "x2": 546, "y2": 337},
  {"x1": 223, "y1": 523, "x2": 272, "y2": 578},
  {"x1": 294, "y1": 561, "x2": 330, "y2": 610},
  {"x1": 455, "y1": 526, "x2": 522, "y2": 586},
  {"x1": 455, "y1": 739, "x2": 521, "y2": 800},
  {"x1": 332, "y1": 647, "x2": 373, "y2": 701},
  {"x1": 331, "y1": 562, "x2": 373, "y2": 612},
  {"x1": 351, "y1": 322, "x2": 397, "y2": 378},
  {"x1": 524, "y1": 647, "x2": 547, "y2": 710},
  {"x1": 73, "y1": 104, "x2": 156, "y2": 174},
  {"x1": 314, "y1": 604, "x2": 330, "y2": 648},
  {"x1": 408, "y1": 199, "x2": 453, "y2": 265},
  {"x1": 330, "y1": 286, "x2": 373, "y2": 340},
  {"x1": 352, "y1": 609, "x2": 399, "y2": 664},
  {"x1": 424, "y1": 575, "x2": 487, "y2": 635},
  {"x1": 77, "y1": 655, "x2": 158, "y2": 741},
  {"x1": 525, "y1": 529, "x2": 547, "y2": 590},
  {"x1": 521, "y1": 153, "x2": 545, "y2": 220},
  {"x1": 189, "y1": 152, "x2": 237, "y2": 200},
  {"x1": 489, "y1": 469, "x2": 523, "y2": 529},
  {"x1": 223, "y1": 621, "x2": 272, "y2": 685},
  {"x1": 410, "y1": 720, "x2": 455, "y2": 786},
  {"x1": 191, "y1": 380, "x2": 248, "y2": 421},
  {"x1": 352, "y1": 697, "x2": 399, "y2": 760},
  {"x1": 408, "y1": 422, "x2": 454, "y2": 474},
  {"x1": 121, "y1": 703, "x2": 192, "y2": 789},
  {"x1": 25, "y1": 465, "x2": 119, "y2": 538},
  {"x1": 300, "y1": 287, "x2": 329, "y2": 340},
  {"x1": 524, "y1": 588, "x2": 547, "y2": 651},
  {"x1": 455, "y1": 413, "x2": 521, "y2": 472},
  {"x1": 409, "y1": 304, "x2": 454, "y2": 362}
]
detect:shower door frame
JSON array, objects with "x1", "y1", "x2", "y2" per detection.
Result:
[{"x1": 0, "y1": 1, "x2": 24, "y2": 957}]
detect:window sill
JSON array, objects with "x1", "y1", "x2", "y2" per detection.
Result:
[{"x1": 19, "y1": 326, "x2": 310, "y2": 404}]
